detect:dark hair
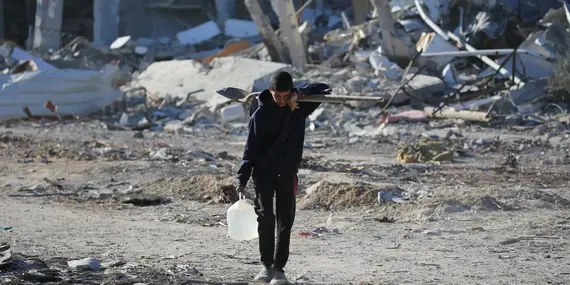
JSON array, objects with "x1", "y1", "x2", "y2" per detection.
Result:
[{"x1": 269, "y1": 71, "x2": 293, "y2": 92}]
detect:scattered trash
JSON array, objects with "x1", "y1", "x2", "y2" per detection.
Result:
[{"x1": 397, "y1": 140, "x2": 455, "y2": 163}]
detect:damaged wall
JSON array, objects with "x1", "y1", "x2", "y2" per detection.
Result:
[
  {"x1": 118, "y1": 0, "x2": 152, "y2": 39},
  {"x1": 93, "y1": 0, "x2": 119, "y2": 47},
  {"x1": 61, "y1": 0, "x2": 94, "y2": 44},
  {"x1": 119, "y1": 0, "x2": 211, "y2": 39},
  {"x1": 1, "y1": 0, "x2": 35, "y2": 46}
]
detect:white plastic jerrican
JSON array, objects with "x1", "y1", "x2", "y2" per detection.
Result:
[{"x1": 226, "y1": 194, "x2": 258, "y2": 241}]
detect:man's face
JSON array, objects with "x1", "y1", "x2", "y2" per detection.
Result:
[{"x1": 269, "y1": 89, "x2": 290, "y2": 107}]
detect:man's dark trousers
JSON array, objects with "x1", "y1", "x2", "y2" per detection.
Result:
[{"x1": 253, "y1": 172, "x2": 298, "y2": 271}]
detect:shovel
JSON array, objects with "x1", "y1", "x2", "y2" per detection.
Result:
[{"x1": 216, "y1": 87, "x2": 385, "y2": 104}]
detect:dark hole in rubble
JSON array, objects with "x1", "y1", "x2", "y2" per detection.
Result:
[{"x1": 121, "y1": 194, "x2": 170, "y2": 206}]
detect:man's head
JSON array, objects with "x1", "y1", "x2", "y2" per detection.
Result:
[{"x1": 269, "y1": 71, "x2": 293, "y2": 107}]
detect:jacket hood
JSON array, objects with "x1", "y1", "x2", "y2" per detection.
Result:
[{"x1": 257, "y1": 90, "x2": 275, "y2": 108}]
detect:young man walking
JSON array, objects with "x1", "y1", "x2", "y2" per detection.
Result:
[{"x1": 235, "y1": 71, "x2": 327, "y2": 284}]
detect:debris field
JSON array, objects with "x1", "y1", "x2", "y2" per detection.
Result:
[{"x1": 2, "y1": 0, "x2": 570, "y2": 284}]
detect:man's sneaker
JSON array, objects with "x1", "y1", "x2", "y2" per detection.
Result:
[
  {"x1": 269, "y1": 270, "x2": 290, "y2": 285},
  {"x1": 253, "y1": 266, "x2": 274, "y2": 283}
]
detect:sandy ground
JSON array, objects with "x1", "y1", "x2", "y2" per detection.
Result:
[{"x1": 1, "y1": 120, "x2": 570, "y2": 285}]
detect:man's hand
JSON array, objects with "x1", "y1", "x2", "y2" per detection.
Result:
[
  {"x1": 287, "y1": 91, "x2": 299, "y2": 111},
  {"x1": 236, "y1": 184, "x2": 246, "y2": 199}
]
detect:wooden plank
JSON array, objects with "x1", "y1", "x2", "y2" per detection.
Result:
[
  {"x1": 203, "y1": 40, "x2": 251, "y2": 63},
  {"x1": 272, "y1": 0, "x2": 307, "y2": 71},
  {"x1": 244, "y1": 0, "x2": 289, "y2": 63}
]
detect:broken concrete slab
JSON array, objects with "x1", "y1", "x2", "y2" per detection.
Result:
[
  {"x1": 406, "y1": 74, "x2": 447, "y2": 100},
  {"x1": 224, "y1": 19, "x2": 260, "y2": 38},
  {"x1": 119, "y1": 112, "x2": 142, "y2": 127},
  {"x1": 0, "y1": 243, "x2": 11, "y2": 269},
  {"x1": 68, "y1": 257, "x2": 100, "y2": 272},
  {"x1": 416, "y1": 32, "x2": 458, "y2": 70},
  {"x1": 10, "y1": 47, "x2": 57, "y2": 71},
  {"x1": 110, "y1": 36, "x2": 131, "y2": 49},
  {"x1": 220, "y1": 103, "x2": 246, "y2": 122},
  {"x1": 509, "y1": 78, "x2": 549, "y2": 106},
  {"x1": 176, "y1": 21, "x2": 221, "y2": 45},
  {"x1": 136, "y1": 57, "x2": 292, "y2": 111},
  {"x1": 0, "y1": 65, "x2": 122, "y2": 119},
  {"x1": 479, "y1": 24, "x2": 564, "y2": 80}
]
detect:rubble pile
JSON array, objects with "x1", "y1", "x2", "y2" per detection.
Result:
[
  {"x1": 1, "y1": 1, "x2": 569, "y2": 137},
  {"x1": 109, "y1": 1, "x2": 570, "y2": 138},
  {"x1": 0, "y1": 246, "x2": 202, "y2": 284},
  {"x1": 297, "y1": 0, "x2": 570, "y2": 126}
]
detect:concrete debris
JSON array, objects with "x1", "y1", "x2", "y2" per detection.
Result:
[
  {"x1": 177, "y1": 21, "x2": 222, "y2": 45},
  {"x1": 1, "y1": 0, "x2": 569, "y2": 133},
  {"x1": 0, "y1": 243, "x2": 11, "y2": 269},
  {"x1": 2, "y1": 3, "x2": 570, "y2": 284},
  {"x1": 67, "y1": 257, "x2": 101, "y2": 272},
  {"x1": 220, "y1": 104, "x2": 246, "y2": 122},
  {"x1": 163, "y1": 121, "x2": 187, "y2": 135},
  {"x1": 110, "y1": 36, "x2": 132, "y2": 50},
  {"x1": 0, "y1": 244, "x2": 186, "y2": 284},
  {"x1": 135, "y1": 56, "x2": 291, "y2": 111},
  {"x1": 0, "y1": 64, "x2": 122, "y2": 120},
  {"x1": 224, "y1": 19, "x2": 260, "y2": 38}
]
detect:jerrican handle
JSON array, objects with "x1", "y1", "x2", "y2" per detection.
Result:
[{"x1": 238, "y1": 192, "x2": 245, "y2": 200}]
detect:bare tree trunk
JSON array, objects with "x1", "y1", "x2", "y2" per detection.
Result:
[
  {"x1": 272, "y1": 0, "x2": 307, "y2": 72},
  {"x1": 244, "y1": 0, "x2": 289, "y2": 63}
]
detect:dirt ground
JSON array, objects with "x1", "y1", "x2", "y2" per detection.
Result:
[{"x1": 1, "y1": 119, "x2": 570, "y2": 285}]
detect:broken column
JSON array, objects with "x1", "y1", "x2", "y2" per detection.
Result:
[
  {"x1": 0, "y1": 0, "x2": 4, "y2": 39},
  {"x1": 271, "y1": 0, "x2": 307, "y2": 71},
  {"x1": 371, "y1": 0, "x2": 397, "y2": 58},
  {"x1": 352, "y1": 0, "x2": 373, "y2": 24},
  {"x1": 33, "y1": 0, "x2": 63, "y2": 52},
  {"x1": 215, "y1": 0, "x2": 229, "y2": 30},
  {"x1": 93, "y1": 0, "x2": 120, "y2": 47},
  {"x1": 245, "y1": 0, "x2": 289, "y2": 63},
  {"x1": 215, "y1": 0, "x2": 236, "y2": 31}
]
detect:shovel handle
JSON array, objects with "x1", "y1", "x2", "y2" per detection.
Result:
[
  {"x1": 239, "y1": 93, "x2": 384, "y2": 103},
  {"x1": 298, "y1": 95, "x2": 385, "y2": 103}
]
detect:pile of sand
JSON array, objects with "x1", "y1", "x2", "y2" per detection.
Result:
[
  {"x1": 139, "y1": 174, "x2": 236, "y2": 203},
  {"x1": 297, "y1": 180, "x2": 404, "y2": 210}
]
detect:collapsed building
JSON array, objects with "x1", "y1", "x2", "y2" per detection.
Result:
[{"x1": 0, "y1": 0, "x2": 568, "y2": 133}]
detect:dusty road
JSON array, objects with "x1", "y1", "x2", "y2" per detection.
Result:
[{"x1": 1, "y1": 121, "x2": 570, "y2": 284}]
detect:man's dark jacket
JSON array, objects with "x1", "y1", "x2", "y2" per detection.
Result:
[{"x1": 237, "y1": 83, "x2": 330, "y2": 186}]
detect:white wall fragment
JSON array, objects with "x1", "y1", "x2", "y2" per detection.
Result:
[
  {"x1": 224, "y1": 19, "x2": 259, "y2": 38},
  {"x1": 177, "y1": 21, "x2": 221, "y2": 45}
]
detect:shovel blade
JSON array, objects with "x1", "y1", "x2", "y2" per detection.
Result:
[{"x1": 216, "y1": 87, "x2": 250, "y2": 101}]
